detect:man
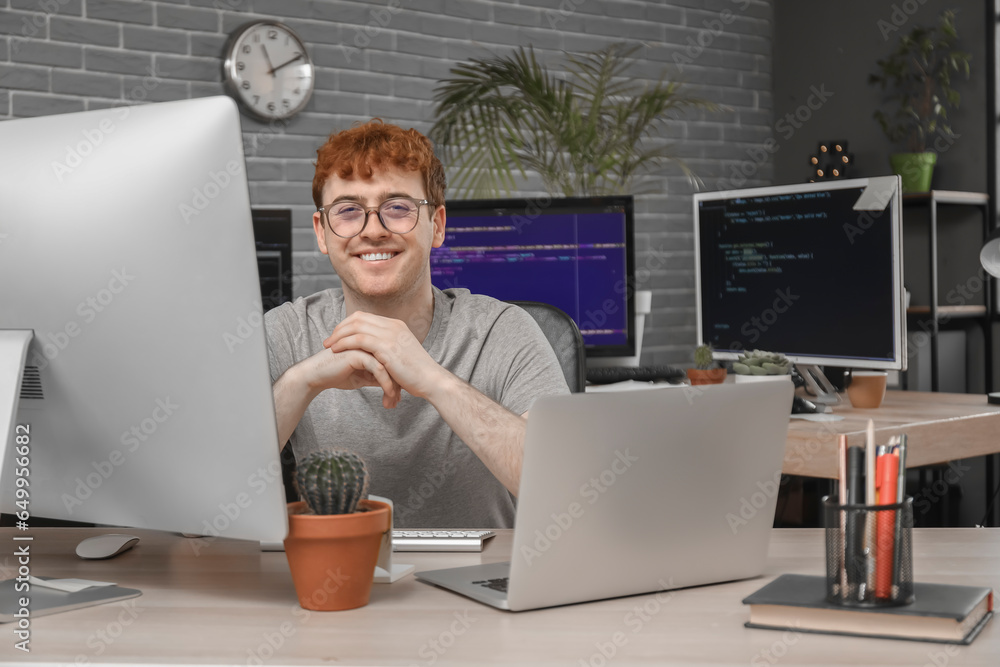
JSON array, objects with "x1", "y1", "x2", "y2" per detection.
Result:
[{"x1": 264, "y1": 120, "x2": 569, "y2": 528}]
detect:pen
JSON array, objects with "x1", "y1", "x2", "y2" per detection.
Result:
[
  {"x1": 846, "y1": 445, "x2": 864, "y2": 598},
  {"x1": 863, "y1": 420, "x2": 877, "y2": 599},
  {"x1": 875, "y1": 450, "x2": 899, "y2": 599},
  {"x1": 838, "y1": 435, "x2": 848, "y2": 597},
  {"x1": 866, "y1": 420, "x2": 877, "y2": 505},
  {"x1": 893, "y1": 434, "x2": 908, "y2": 593}
]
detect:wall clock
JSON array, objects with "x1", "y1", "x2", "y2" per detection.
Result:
[{"x1": 223, "y1": 21, "x2": 315, "y2": 122}]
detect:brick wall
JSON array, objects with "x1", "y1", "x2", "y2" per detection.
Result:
[{"x1": 0, "y1": 0, "x2": 774, "y2": 365}]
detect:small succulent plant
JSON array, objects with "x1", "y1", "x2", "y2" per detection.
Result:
[
  {"x1": 694, "y1": 344, "x2": 716, "y2": 370},
  {"x1": 294, "y1": 449, "x2": 370, "y2": 515},
  {"x1": 733, "y1": 350, "x2": 792, "y2": 376}
]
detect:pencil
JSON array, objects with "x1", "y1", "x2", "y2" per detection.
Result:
[{"x1": 864, "y1": 419, "x2": 877, "y2": 599}]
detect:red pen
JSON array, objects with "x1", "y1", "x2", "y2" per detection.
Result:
[{"x1": 875, "y1": 451, "x2": 899, "y2": 599}]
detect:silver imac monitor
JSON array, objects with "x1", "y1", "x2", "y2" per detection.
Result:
[
  {"x1": 0, "y1": 97, "x2": 288, "y2": 543},
  {"x1": 693, "y1": 176, "x2": 907, "y2": 399}
]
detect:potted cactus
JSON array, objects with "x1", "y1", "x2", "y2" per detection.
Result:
[
  {"x1": 732, "y1": 350, "x2": 793, "y2": 383},
  {"x1": 686, "y1": 344, "x2": 727, "y2": 385},
  {"x1": 283, "y1": 449, "x2": 390, "y2": 611}
]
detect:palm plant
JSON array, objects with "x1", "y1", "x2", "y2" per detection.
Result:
[{"x1": 429, "y1": 43, "x2": 714, "y2": 198}]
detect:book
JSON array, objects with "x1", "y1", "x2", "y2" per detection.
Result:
[{"x1": 743, "y1": 574, "x2": 993, "y2": 644}]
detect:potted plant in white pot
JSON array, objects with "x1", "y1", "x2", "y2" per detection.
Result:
[
  {"x1": 868, "y1": 9, "x2": 971, "y2": 193},
  {"x1": 284, "y1": 449, "x2": 390, "y2": 611},
  {"x1": 732, "y1": 350, "x2": 793, "y2": 383}
]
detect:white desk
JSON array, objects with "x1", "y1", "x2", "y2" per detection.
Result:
[{"x1": 3, "y1": 527, "x2": 998, "y2": 665}]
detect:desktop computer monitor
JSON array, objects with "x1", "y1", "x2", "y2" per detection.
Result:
[
  {"x1": 431, "y1": 196, "x2": 636, "y2": 358},
  {"x1": 0, "y1": 97, "x2": 288, "y2": 542},
  {"x1": 694, "y1": 177, "x2": 906, "y2": 391}
]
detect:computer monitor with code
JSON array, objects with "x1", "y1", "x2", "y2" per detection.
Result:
[
  {"x1": 694, "y1": 177, "x2": 906, "y2": 396},
  {"x1": 431, "y1": 196, "x2": 636, "y2": 358}
]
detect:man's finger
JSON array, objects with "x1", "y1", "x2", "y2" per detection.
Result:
[
  {"x1": 365, "y1": 357, "x2": 400, "y2": 408},
  {"x1": 325, "y1": 315, "x2": 394, "y2": 349},
  {"x1": 331, "y1": 333, "x2": 393, "y2": 366}
]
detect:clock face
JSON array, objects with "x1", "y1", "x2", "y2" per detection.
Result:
[{"x1": 223, "y1": 21, "x2": 315, "y2": 122}]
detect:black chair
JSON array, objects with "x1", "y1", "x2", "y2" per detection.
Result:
[{"x1": 507, "y1": 300, "x2": 586, "y2": 393}]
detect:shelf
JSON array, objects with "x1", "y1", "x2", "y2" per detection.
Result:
[
  {"x1": 906, "y1": 305, "x2": 989, "y2": 318},
  {"x1": 903, "y1": 191, "x2": 990, "y2": 206},
  {"x1": 900, "y1": 190, "x2": 992, "y2": 393}
]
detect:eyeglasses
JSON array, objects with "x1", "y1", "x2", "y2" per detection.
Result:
[{"x1": 318, "y1": 197, "x2": 431, "y2": 239}]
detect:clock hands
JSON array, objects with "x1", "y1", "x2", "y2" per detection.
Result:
[
  {"x1": 261, "y1": 44, "x2": 277, "y2": 78},
  {"x1": 268, "y1": 53, "x2": 304, "y2": 76}
]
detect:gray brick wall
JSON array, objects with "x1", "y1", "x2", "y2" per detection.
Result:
[{"x1": 0, "y1": 0, "x2": 774, "y2": 366}]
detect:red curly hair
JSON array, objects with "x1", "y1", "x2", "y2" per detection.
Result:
[{"x1": 312, "y1": 119, "x2": 446, "y2": 209}]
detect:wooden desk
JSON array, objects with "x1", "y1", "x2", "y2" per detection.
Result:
[
  {"x1": 783, "y1": 390, "x2": 1000, "y2": 479},
  {"x1": 4, "y1": 527, "x2": 998, "y2": 666}
]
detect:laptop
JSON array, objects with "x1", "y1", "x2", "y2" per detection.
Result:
[{"x1": 415, "y1": 380, "x2": 794, "y2": 611}]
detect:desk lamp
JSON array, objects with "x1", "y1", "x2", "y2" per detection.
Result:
[{"x1": 982, "y1": 228, "x2": 1000, "y2": 405}]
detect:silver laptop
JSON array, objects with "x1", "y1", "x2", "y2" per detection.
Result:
[{"x1": 416, "y1": 381, "x2": 794, "y2": 611}]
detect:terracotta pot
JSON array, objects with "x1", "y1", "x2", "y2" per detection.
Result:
[
  {"x1": 686, "y1": 368, "x2": 727, "y2": 385},
  {"x1": 284, "y1": 499, "x2": 390, "y2": 611}
]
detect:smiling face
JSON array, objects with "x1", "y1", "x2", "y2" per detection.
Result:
[{"x1": 313, "y1": 168, "x2": 446, "y2": 310}]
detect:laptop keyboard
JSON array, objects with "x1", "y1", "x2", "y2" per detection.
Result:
[{"x1": 472, "y1": 577, "x2": 509, "y2": 593}]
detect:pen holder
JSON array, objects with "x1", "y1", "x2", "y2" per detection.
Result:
[{"x1": 822, "y1": 496, "x2": 914, "y2": 607}]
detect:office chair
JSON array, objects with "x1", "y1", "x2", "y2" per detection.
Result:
[{"x1": 507, "y1": 301, "x2": 586, "y2": 394}]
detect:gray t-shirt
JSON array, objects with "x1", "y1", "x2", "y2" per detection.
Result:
[{"x1": 264, "y1": 286, "x2": 570, "y2": 528}]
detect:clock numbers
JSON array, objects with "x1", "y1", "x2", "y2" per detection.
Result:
[
  {"x1": 241, "y1": 80, "x2": 250, "y2": 90},
  {"x1": 268, "y1": 29, "x2": 278, "y2": 40},
  {"x1": 242, "y1": 44, "x2": 251, "y2": 54},
  {"x1": 237, "y1": 62, "x2": 245, "y2": 71}
]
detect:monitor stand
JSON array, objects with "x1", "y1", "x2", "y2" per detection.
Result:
[
  {"x1": 796, "y1": 364, "x2": 841, "y2": 405},
  {"x1": 0, "y1": 330, "x2": 34, "y2": 613}
]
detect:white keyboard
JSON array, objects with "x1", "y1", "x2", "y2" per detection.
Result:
[
  {"x1": 260, "y1": 529, "x2": 496, "y2": 553},
  {"x1": 392, "y1": 529, "x2": 496, "y2": 552}
]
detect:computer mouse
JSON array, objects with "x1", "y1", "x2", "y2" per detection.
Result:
[{"x1": 76, "y1": 534, "x2": 140, "y2": 560}]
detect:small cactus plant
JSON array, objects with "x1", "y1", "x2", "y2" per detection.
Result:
[
  {"x1": 294, "y1": 449, "x2": 370, "y2": 515},
  {"x1": 732, "y1": 350, "x2": 792, "y2": 376},
  {"x1": 694, "y1": 344, "x2": 716, "y2": 370}
]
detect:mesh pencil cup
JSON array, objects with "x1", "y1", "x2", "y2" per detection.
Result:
[{"x1": 822, "y1": 495, "x2": 914, "y2": 607}]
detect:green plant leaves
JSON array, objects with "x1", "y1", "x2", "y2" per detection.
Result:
[
  {"x1": 867, "y1": 9, "x2": 972, "y2": 153},
  {"x1": 429, "y1": 43, "x2": 715, "y2": 198}
]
